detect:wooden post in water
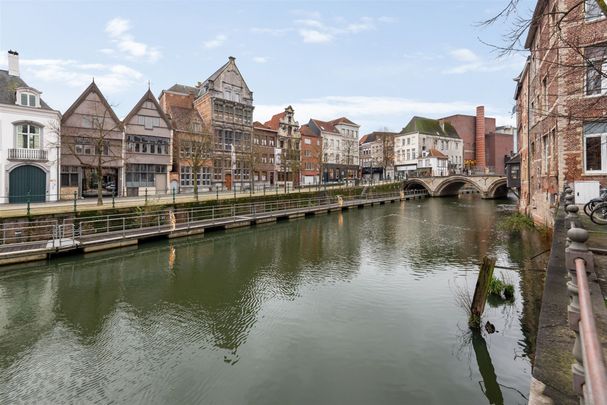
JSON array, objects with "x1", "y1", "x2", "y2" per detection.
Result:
[{"x1": 469, "y1": 256, "x2": 496, "y2": 329}]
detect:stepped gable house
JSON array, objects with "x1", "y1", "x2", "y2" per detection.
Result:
[{"x1": 160, "y1": 56, "x2": 254, "y2": 191}]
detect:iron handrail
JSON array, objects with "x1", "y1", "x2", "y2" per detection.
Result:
[{"x1": 574, "y1": 257, "x2": 607, "y2": 404}]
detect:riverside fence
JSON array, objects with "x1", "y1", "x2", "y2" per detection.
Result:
[{"x1": 0, "y1": 189, "x2": 427, "y2": 266}]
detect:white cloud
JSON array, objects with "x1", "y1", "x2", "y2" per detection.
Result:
[
  {"x1": 255, "y1": 15, "x2": 392, "y2": 45},
  {"x1": 203, "y1": 34, "x2": 228, "y2": 49},
  {"x1": 253, "y1": 56, "x2": 268, "y2": 63},
  {"x1": 103, "y1": 17, "x2": 161, "y2": 62},
  {"x1": 299, "y1": 30, "x2": 333, "y2": 44},
  {"x1": 444, "y1": 48, "x2": 526, "y2": 75},
  {"x1": 255, "y1": 96, "x2": 489, "y2": 134},
  {"x1": 20, "y1": 57, "x2": 143, "y2": 93}
]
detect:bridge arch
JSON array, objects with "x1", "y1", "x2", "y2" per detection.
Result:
[
  {"x1": 433, "y1": 176, "x2": 483, "y2": 197},
  {"x1": 486, "y1": 178, "x2": 508, "y2": 199},
  {"x1": 403, "y1": 179, "x2": 432, "y2": 194}
]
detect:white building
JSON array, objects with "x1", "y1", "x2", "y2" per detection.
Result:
[
  {"x1": 394, "y1": 116, "x2": 463, "y2": 177},
  {"x1": 417, "y1": 149, "x2": 449, "y2": 177},
  {"x1": 308, "y1": 117, "x2": 360, "y2": 182},
  {"x1": 0, "y1": 51, "x2": 61, "y2": 203}
]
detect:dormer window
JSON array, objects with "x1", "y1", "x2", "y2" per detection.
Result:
[{"x1": 16, "y1": 88, "x2": 40, "y2": 108}]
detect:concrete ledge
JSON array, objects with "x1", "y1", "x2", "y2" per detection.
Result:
[
  {"x1": 288, "y1": 213, "x2": 305, "y2": 219},
  {"x1": 224, "y1": 220, "x2": 251, "y2": 229},
  {"x1": 0, "y1": 252, "x2": 47, "y2": 266},
  {"x1": 168, "y1": 228, "x2": 204, "y2": 238},
  {"x1": 255, "y1": 217, "x2": 277, "y2": 225},
  {"x1": 83, "y1": 239, "x2": 138, "y2": 253}
]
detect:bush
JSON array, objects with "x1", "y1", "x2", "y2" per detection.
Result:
[
  {"x1": 498, "y1": 212, "x2": 535, "y2": 232},
  {"x1": 488, "y1": 275, "x2": 515, "y2": 301}
]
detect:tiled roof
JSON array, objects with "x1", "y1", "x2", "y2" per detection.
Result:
[
  {"x1": 253, "y1": 121, "x2": 277, "y2": 132},
  {"x1": 300, "y1": 124, "x2": 317, "y2": 137},
  {"x1": 166, "y1": 83, "x2": 198, "y2": 95},
  {"x1": 401, "y1": 116, "x2": 460, "y2": 139},
  {"x1": 264, "y1": 111, "x2": 285, "y2": 130},
  {"x1": 329, "y1": 116, "x2": 358, "y2": 127},
  {"x1": 360, "y1": 131, "x2": 397, "y2": 144},
  {"x1": 419, "y1": 148, "x2": 448, "y2": 159},
  {"x1": 168, "y1": 106, "x2": 204, "y2": 133},
  {"x1": 310, "y1": 118, "x2": 339, "y2": 134},
  {"x1": 0, "y1": 69, "x2": 54, "y2": 110}
]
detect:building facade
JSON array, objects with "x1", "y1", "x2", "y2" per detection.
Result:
[
  {"x1": 122, "y1": 89, "x2": 172, "y2": 196},
  {"x1": 61, "y1": 81, "x2": 123, "y2": 199},
  {"x1": 359, "y1": 131, "x2": 396, "y2": 181},
  {"x1": 515, "y1": 0, "x2": 607, "y2": 226},
  {"x1": 300, "y1": 124, "x2": 321, "y2": 185},
  {"x1": 440, "y1": 106, "x2": 514, "y2": 175},
  {"x1": 0, "y1": 51, "x2": 61, "y2": 203},
  {"x1": 160, "y1": 57, "x2": 254, "y2": 191},
  {"x1": 264, "y1": 106, "x2": 301, "y2": 187},
  {"x1": 308, "y1": 117, "x2": 360, "y2": 182},
  {"x1": 252, "y1": 121, "x2": 277, "y2": 187},
  {"x1": 394, "y1": 116, "x2": 464, "y2": 177}
]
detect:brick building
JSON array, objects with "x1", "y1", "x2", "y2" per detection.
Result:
[
  {"x1": 439, "y1": 106, "x2": 514, "y2": 175},
  {"x1": 252, "y1": 121, "x2": 277, "y2": 187},
  {"x1": 300, "y1": 124, "x2": 321, "y2": 185},
  {"x1": 160, "y1": 57, "x2": 254, "y2": 191},
  {"x1": 515, "y1": 0, "x2": 607, "y2": 226}
]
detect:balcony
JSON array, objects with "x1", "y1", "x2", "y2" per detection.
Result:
[{"x1": 8, "y1": 148, "x2": 48, "y2": 161}]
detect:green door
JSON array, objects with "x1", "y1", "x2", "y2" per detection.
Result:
[{"x1": 9, "y1": 165, "x2": 46, "y2": 203}]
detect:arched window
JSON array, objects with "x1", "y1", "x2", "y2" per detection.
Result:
[{"x1": 16, "y1": 123, "x2": 41, "y2": 149}]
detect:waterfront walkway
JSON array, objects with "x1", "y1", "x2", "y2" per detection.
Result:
[{"x1": 0, "y1": 190, "x2": 426, "y2": 267}]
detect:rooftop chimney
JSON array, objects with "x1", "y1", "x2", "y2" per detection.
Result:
[
  {"x1": 8, "y1": 50, "x2": 19, "y2": 77},
  {"x1": 475, "y1": 106, "x2": 486, "y2": 169}
]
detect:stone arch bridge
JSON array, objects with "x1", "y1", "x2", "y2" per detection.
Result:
[{"x1": 403, "y1": 175, "x2": 508, "y2": 199}]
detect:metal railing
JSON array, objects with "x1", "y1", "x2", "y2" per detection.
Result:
[
  {"x1": 0, "y1": 189, "x2": 428, "y2": 253},
  {"x1": 563, "y1": 187, "x2": 607, "y2": 404}
]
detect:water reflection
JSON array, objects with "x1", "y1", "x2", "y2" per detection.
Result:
[{"x1": 0, "y1": 198, "x2": 549, "y2": 404}]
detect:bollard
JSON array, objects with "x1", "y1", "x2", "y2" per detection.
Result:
[
  {"x1": 112, "y1": 191, "x2": 116, "y2": 209},
  {"x1": 73, "y1": 191, "x2": 77, "y2": 216},
  {"x1": 263, "y1": 184, "x2": 266, "y2": 196},
  {"x1": 216, "y1": 186, "x2": 219, "y2": 201},
  {"x1": 566, "y1": 204, "x2": 580, "y2": 227},
  {"x1": 172, "y1": 187, "x2": 176, "y2": 205},
  {"x1": 27, "y1": 191, "x2": 31, "y2": 217},
  {"x1": 234, "y1": 186, "x2": 236, "y2": 199},
  {"x1": 276, "y1": 185, "x2": 278, "y2": 196},
  {"x1": 145, "y1": 188, "x2": 148, "y2": 205}
]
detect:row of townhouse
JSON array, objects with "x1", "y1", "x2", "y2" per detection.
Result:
[
  {"x1": 358, "y1": 110, "x2": 514, "y2": 181},
  {"x1": 0, "y1": 53, "x2": 363, "y2": 202}
]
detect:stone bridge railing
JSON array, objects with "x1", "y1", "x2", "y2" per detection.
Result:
[{"x1": 402, "y1": 175, "x2": 508, "y2": 199}]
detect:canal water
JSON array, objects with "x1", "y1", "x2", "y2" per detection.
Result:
[{"x1": 0, "y1": 197, "x2": 549, "y2": 405}]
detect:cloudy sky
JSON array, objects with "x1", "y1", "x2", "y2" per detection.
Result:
[{"x1": 0, "y1": 0, "x2": 534, "y2": 134}]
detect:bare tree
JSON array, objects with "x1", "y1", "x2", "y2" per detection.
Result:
[
  {"x1": 61, "y1": 104, "x2": 123, "y2": 206},
  {"x1": 178, "y1": 126, "x2": 213, "y2": 201}
]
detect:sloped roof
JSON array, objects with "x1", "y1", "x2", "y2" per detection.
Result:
[
  {"x1": 360, "y1": 131, "x2": 396, "y2": 144},
  {"x1": 62, "y1": 81, "x2": 122, "y2": 126},
  {"x1": 253, "y1": 121, "x2": 277, "y2": 132},
  {"x1": 264, "y1": 111, "x2": 286, "y2": 130},
  {"x1": 197, "y1": 57, "x2": 252, "y2": 98},
  {"x1": 165, "y1": 83, "x2": 198, "y2": 95},
  {"x1": 124, "y1": 88, "x2": 172, "y2": 129},
  {"x1": 0, "y1": 69, "x2": 54, "y2": 110},
  {"x1": 167, "y1": 106, "x2": 204, "y2": 133},
  {"x1": 300, "y1": 124, "x2": 317, "y2": 137},
  {"x1": 401, "y1": 116, "x2": 460, "y2": 139},
  {"x1": 310, "y1": 118, "x2": 339, "y2": 134},
  {"x1": 423, "y1": 148, "x2": 448, "y2": 159},
  {"x1": 329, "y1": 117, "x2": 359, "y2": 127}
]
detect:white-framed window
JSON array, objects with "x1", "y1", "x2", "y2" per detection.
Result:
[
  {"x1": 586, "y1": 0, "x2": 605, "y2": 21},
  {"x1": 16, "y1": 124, "x2": 41, "y2": 149},
  {"x1": 19, "y1": 93, "x2": 37, "y2": 107},
  {"x1": 137, "y1": 115, "x2": 161, "y2": 130},
  {"x1": 304, "y1": 138, "x2": 311, "y2": 145},
  {"x1": 180, "y1": 166, "x2": 211, "y2": 187},
  {"x1": 584, "y1": 121, "x2": 607, "y2": 173},
  {"x1": 586, "y1": 44, "x2": 606, "y2": 96},
  {"x1": 543, "y1": 134, "x2": 550, "y2": 174}
]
